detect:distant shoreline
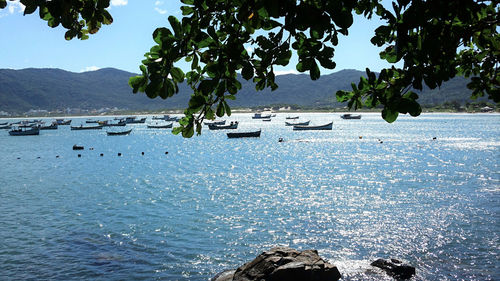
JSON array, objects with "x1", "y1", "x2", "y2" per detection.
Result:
[{"x1": 1, "y1": 109, "x2": 498, "y2": 120}]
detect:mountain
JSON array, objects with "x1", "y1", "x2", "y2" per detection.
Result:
[{"x1": 0, "y1": 67, "x2": 476, "y2": 114}]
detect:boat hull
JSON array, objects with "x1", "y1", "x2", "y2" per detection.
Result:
[
  {"x1": 227, "y1": 130, "x2": 261, "y2": 138},
  {"x1": 293, "y1": 122, "x2": 333, "y2": 130}
]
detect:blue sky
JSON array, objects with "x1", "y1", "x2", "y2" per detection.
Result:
[{"x1": 0, "y1": 0, "x2": 395, "y2": 75}]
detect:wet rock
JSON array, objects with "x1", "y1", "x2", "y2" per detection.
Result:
[
  {"x1": 371, "y1": 258, "x2": 415, "y2": 279},
  {"x1": 212, "y1": 247, "x2": 341, "y2": 281}
]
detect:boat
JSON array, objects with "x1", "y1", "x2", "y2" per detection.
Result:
[
  {"x1": 107, "y1": 129, "x2": 133, "y2": 135},
  {"x1": 0, "y1": 122, "x2": 8, "y2": 125},
  {"x1": 285, "y1": 120, "x2": 310, "y2": 126},
  {"x1": 70, "y1": 124, "x2": 103, "y2": 130},
  {"x1": 147, "y1": 123, "x2": 173, "y2": 128},
  {"x1": 252, "y1": 113, "x2": 272, "y2": 119},
  {"x1": 0, "y1": 124, "x2": 11, "y2": 129},
  {"x1": 86, "y1": 120, "x2": 99, "y2": 123},
  {"x1": 286, "y1": 116, "x2": 299, "y2": 120},
  {"x1": 9, "y1": 126, "x2": 40, "y2": 136},
  {"x1": 227, "y1": 130, "x2": 261, "y2": 138},
  {"x1": 208, "y1": 121, "x2": 238, "y2": 130},
  {"x1": 293, "y1": 122, "x2": 333, "y2": 130},
  {"x1": 72, "y1": 144, "x2": 84, "y2": 150},
  {"x1": 125, "y1": 117, "x2": 146, "y2": 124},
  {"x1": 103, "y1": 121, "x2": 126, "y2": 127},
  {"x1": 56, "y1": 119, "x2": 71, "y2": 125},
  {"x1": 40, "y1": 122, "x2": 58, "y2": 130},
  {"x1": 204, "y1": 120, "x2": 226, "y2": 126},
  {"x1": 262, "y1": 118, "x2": 272, "y2": 122},
  {"x1": 340, "y1": 114, "x2": 361, "y2": 119}
]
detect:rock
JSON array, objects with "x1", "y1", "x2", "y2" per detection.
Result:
[
  {"x1": 212, "y1": 247, "x2": 341, "y2": 281},
  {"x1": 371, "y1": 258, "x2": 415, "y2": 279}
]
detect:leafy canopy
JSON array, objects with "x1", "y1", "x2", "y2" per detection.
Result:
[{"x1": 2, "y1": 0, "x2": 499, "y2": 137}]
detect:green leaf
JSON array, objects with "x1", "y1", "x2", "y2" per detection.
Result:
[
  {"x1": 23, "y1": 5, "x2": 37, "y2": 15},
  {"x1": 241, "y1": 63, "x2": 254, "y2": 80},
  {"x1": 223, "y1": 100, "x2": 232, "y2": 116},
  {"x1": 0, "y1": 0, "x2": 7, "y2": 9},
  {"x1": 382, "y1": 107, "x2": 399, "y2": 123},
  {"x1": 310, "y1": 60, "x2": 320, "y2": 80},
  {"x1": 170, "y1": 67, "x2": 185, "y2": 82},
  {"x1": 172, "y1": 126, "x2": 183, "y2": 135},
  {"x1": 216, "y1": 101, "x2": 225, "y2": 117},
  {"x1": 182, "y1": 125, "x2": 194, "y2": 138},
  {"x1": 168, "y1": 16, "x2": 182, "y2": 37}
]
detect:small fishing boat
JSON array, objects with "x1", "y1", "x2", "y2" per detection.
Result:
[
  {"x1": 0, "y1": 121, "x2": 8, "y2": 125},
  {"x1": 70, "y1": 124, "x2": 103, "y2": 130},
  {"x1": 9, "y1": 126, "x2": 40, "y2": 136},
  {"x1": 40, "y1": 122, "x2": 58, "y2": 130},
  {"x1": 0, "y1": 124, "x2": 11, "y2": 129},
  {"x1": 72, "y1": 144, "x2": 84, "y2": 150},
  {"x1": 125, "y1": 117, "x2": 147, "y2": 124},
  {"x1": 227, "y1": 130, "x2": 261, "y2": 138},
  {"x1": 208, "y1": 121, "x2": 238, "y2": 130},
  {"x1": 252, "y1": 113, "x2": 272, "y2": 119},
  {"x1": 293, "y1": 122, "x2": 333, "y2": 130},
  {"x1": 286, "y1": 116, "x2": 299, "y2": 119},
  {"x1": 204, "y1": 120, "x2": 226, "y2": 126},
  {"x1": 262, "y1": 118, "x2": 272, "y2": 122},
  {"x1": 56, "y1": 119, "x2": 71, "y2": 125},
  {"x1": 340, "y1": 114, "x2": 361, "y2": 119},
  {"x1": 104, "y1": 121, "x2": 126, "y2": 127},
  {"x1": 107, "y1": 129, "x2": 132, "y2": 135},
  {"x1": 147, "y1": 123, "x2": 173, "y2": 129},
  {"x1": 285, "y1": 120, "x2": 310, "y2": 126},
  {"x1": 86, "y1": 120, "x2": 99, "y2": 123}
]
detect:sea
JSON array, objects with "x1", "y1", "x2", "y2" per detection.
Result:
[{"x1": 0, "y1": 113, "x2": 498, "y2": 280}]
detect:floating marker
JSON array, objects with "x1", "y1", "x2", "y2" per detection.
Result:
[
  {"x1": 432, "y1": 137, "x2": 437, "y2": 140},
  {"x1": 118, "y1": 153, "x2": 122, "y2": 156},
  {"x1": 37, "y1": 157, "x2": 41, "y2": 159},
  {"x1": 100, "y1": 153, "x2": 104, "y2": 157},
  {"x1": 78, "y1": 154, "x2": 81, "y2": 157},
  {"x1": 165, "y1": 151, "x2": 168, "y2": 155},
  {"x1": 141, "y1": 152, "x2": 144, "y2": 155},
  {"x1": 359, "y1": 136, "x2": 363, "y2": 139},
  {"x1": 56, "y1": 155, "x2": 59, "y2": 158}
]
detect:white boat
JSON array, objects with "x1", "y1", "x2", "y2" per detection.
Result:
[
  {"x1": 285, "y1": 120, "x2": 310, "y2": 126},
  {"x1": 340, "y1": 114, "x2": 361, "y2": 119}
]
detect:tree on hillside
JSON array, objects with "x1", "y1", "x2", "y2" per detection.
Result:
[{"x1": 2, "y1": 0, "x2": 498, "y2": 137}]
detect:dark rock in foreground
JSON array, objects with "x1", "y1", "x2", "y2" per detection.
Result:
[
  {"x1": 212, "y1": 247, "x2": 341, "y2": 281},
  {"x1": 371, "y1": 258, "x2": 416, "y2": 279}
]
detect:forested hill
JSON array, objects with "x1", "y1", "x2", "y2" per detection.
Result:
[{"x1": 0, "y1": 67, "x2": 474, "y2": 113}]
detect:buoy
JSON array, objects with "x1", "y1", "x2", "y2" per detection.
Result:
[
  {"x1": 100, "y1": 153, "x2": 104, "y2": 157},
  {"x1": 78, "y1": 154, "x2": 81, "y2": 157},
  {"x1": 141, "y1": 152, "x2": 144, "y2": 155},
  {"x1": 89, "y1": 147, "x2": 94, "y2": 150},
  {"x1": 37, "y1": 157, "x2": 41, "y2": 159},
  {"x1": 165, "y1": 151, "x2": 168, "y2": 155},
  {"x1": 56, "y1": 155, "x2": 59, "y2": 158},
  {"x1": 17, "y1": 157, "x2": 20, "y2": 159},
  {"x1": 118, "y1": 153, "x2": 122, "y2": 156},
  {"x1": 278, "y1": 138, "x2": 284, "y2": 142},
  {"x1": 359, "y1": 136, "x2": 363, "y2": 139},
  {"x1": 432, "y1": 137, "x2": 437, "y2": 140}
]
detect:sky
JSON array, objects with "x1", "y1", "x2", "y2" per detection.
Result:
[{"x1": 0, "y1": 0, "x2": 396, "y2": 75}]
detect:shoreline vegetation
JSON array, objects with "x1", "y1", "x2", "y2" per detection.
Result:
[{"x1": 1, "y1": 102, "x2": 498, "y2": 119}]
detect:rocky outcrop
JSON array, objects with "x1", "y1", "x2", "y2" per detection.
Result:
[
  {"x1": 212, "y1": 247, "x2": 341, "y2": 281},
  {"x1": 371, "y1": 258, "x2": 415, "y2": 279}
]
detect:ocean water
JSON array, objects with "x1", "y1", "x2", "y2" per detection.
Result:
[{"x1": 0, "y1": 113, "x2": 498, "y2": 280}]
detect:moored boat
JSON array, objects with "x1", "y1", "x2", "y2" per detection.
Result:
[
  {"x1": 285, "y1": 120, "x2": 310, "y2": 126},
  {"x1": 252, "y1": 113, "x2": 272, "y2": 119},
  {"x1": 40, "y1": 122, "x2": 58, "y2": 130},
  {"x1": 72, "y1": 144, "x2": 84, "y2": 150},
  {"x1": 227, "y1": 130, "x2": 261, "y2": 138},
  {"x1": 204, "y1": 120, "x2": 226, "y2": 126},
  {"x1": 286, "y1": 116, "x2": 299, "y2": 119},
  {"x1": 56, "y1": 119, "x2": 71, "y2": 125},
  {"x1": 0, "y1": 124, "x2": 11, "y2": 129},
  {"x1": 208, "y1": 121, "x2": 238, "y2": 130},
  {"x1": 71, "y1": 124, "x2": 103, "y2": 130},
  {"x1": 147, "y1": 123, "x2": 173, "y2": 128},
  {"x1": 106, "y1": 129, "x2": 133, "y2": 135},
  {"x1": 340, "y1": 114, "x2": 361, "y2": 119},
  {"x1": 293, "y1": 122, "x2": 333, "y2": 130},
  {"x1": 9, "y1": 126, "x2": 40, "y2": 136},
  {"x1": 125, "y1": 117, "x2": 147, "y2": 124}
]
